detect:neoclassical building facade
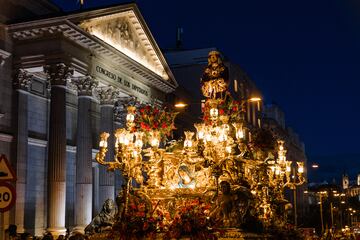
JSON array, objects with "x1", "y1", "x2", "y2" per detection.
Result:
[{"x1": 0, "y1": 2, "x2": 177, "y2": 237}]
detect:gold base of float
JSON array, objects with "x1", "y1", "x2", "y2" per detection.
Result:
[{"x1": 86, "y1": 187, "x2": 274, "y2": 240}]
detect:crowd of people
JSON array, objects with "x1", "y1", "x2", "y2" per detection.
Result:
[{"x1": 4, "y1": 225, "x2": 89, "y2": 240}]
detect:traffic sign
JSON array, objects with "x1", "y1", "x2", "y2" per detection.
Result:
[
  {"x1": 0, "y1": 154, "x2": 16, "y2": 182},
  {"x1": 0, "y1": 182, "x2": 16, "y2": 212}
]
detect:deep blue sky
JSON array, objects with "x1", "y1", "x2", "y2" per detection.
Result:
[{"x1": 53, "y1": 0, "x2": 360, "y2": 181}]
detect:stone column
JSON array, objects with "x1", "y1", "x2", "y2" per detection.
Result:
[
  {"x1": 113, "y1": 103, "x2": 127, "y2": 195},
  {"x1": 72, "y1": 76, "x2": 98, "y2": 233},
  {"x1": 13, "y1": 69, "x2": 32, "y2": 233},
  {"x1": 96, "y1": 87, "x2": 119, "y2": 207},
  {"x1": 44, "y1": 63, "x2": 73, "y2": 236}
]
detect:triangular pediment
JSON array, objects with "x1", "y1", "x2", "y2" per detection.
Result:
[
  {"x1": 78, "y1": 7, "x2": 170, "y2": 81},
  {"x1": 8, "y1": 3, "x2": 177, "y2": 93}
]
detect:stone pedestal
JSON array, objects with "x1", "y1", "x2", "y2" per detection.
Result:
[
  {"x1": 13, "y1": 69, "x2": 32, "y2": 233},
  {"x1": 73, "y1": 76, "x2": 98, "y2": 233},
  {"x1": 45, "y1": 63, "x2": 73, "y2": 237}
]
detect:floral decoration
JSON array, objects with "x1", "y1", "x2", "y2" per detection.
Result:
[
  {"x1": 110, "y1": 195, "x2": 218, "y2": 240},
  {"x1": 132, "y1": 104, "x2": 178, "y2": 141},
  {"x1": 164, "y1": 198, "x2": 217, "y2": 240},
  {"x1": 111, "y1": 194, "x2": 164, "y2": 240}
]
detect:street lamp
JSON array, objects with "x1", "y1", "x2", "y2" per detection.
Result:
[
  {"x1": 174, "y1": 102, "x2": 188, "y2": 108},
  {"x1": 311, "y1": 163, "x2": 319, "y2": 169},
  {"x1": 318, "y1": 191, "x2": 327, "y2": 233},
  {"x1": 285, "y1": 162, "x2": 306, "y2": 227},
  {"x1": 248, "y1": 97, "x2": 262, "y2": 102}
]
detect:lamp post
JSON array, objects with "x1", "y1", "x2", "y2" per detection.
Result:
[
  {"x1": 317, "y1": 191, "x2": 328, "y2": 234},
  {"x1": 330, "y1": 191, "x2": 343, "y2": 231},
  {"x1": 320, "y1": 193, "x2": 324, "y2": 233},
  {"x1": 330, "y1": 202, "x2": 334, "y2": 230},
  {"x1": 286, "y1": 162, "x2": 305, "y2": 227},
  {"x1": 340, "y1": 194, "x2": 346, "y2": 229}
]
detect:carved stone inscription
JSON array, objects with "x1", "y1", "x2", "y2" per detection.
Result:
[{"x1": 94, "y1": 65, "x2": 150, "y2": 99}]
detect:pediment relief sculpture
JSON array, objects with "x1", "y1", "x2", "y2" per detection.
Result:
[{"x1": 80, "y1": 13, "x2": 168, "y2": 80}]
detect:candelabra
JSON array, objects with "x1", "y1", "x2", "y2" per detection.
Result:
[
  {"x1": 267, "y1": 140, "x2": 305, "y2": 227},
  {"x1": 96, "y1": 106, "x2": 145, "y2": 216}
]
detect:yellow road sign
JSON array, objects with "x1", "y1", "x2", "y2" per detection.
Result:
[
  {"x1": 0, "y1": 182, "x2": 16, "y2": 212},
  {"x1": 0, "y1": 154, "x2": 16, "y2": 182}
]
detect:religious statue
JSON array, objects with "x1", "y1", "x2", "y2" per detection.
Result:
[
  {"x1": 85, "y1": 199, "x2": 115, "y2": 235},
  {"x1": 210, "y1": 181, "x2": 251, "y2": 227},
  {"x1": 146, "y1": 150, "x2": 166, "y2": 187},
  {"x1": 178, "y1": 165, "x2": 195, "y2": 188},
  {"x1": 201, "y1": 51, "x2": 229, "y2": 99}
]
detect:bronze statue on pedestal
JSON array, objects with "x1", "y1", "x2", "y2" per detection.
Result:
[{"x1": 85, "y1": 199, "x2": 115, "y2": 235}]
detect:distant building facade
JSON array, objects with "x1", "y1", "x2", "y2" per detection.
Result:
[
  {"x1": 305, "y1": 174, "x2": 360, "y2": 231},
  {"x1": 0, "y1": 1, "x2": 177, "y2": 236}
]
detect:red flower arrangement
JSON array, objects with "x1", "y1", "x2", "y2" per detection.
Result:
[
  {"x1": 133, "y1": 104, "x2": 178, "y2": 141},
  {"x1": 111, "y1": 194, "x2": 164, "y2": 240},
  {"x1": 164, "y1": 198, "x2": 217, "y2": 240},
  {"x1": 111, "y1": 196, "x2": 218, "y2": 240}
]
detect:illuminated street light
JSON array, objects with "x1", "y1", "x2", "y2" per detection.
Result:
[
  {"x1": 311, "y1": 164, "x2": 319, "y2": 168},
  {"x1": 248, "y1": 97, "x2": 262, "y2": 102},
  {"x1": 174, "y1": 102, "x2": 188, "y2": 108}
]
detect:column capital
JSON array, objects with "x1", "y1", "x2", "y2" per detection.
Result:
[
  {"x1": 72, "y1": 75, "x2": 98, "y2": 97},
  {"x1": 113, "y1": 105, "x2": 127, "y2": 123},
  {"x1": 96, "y1": 86, "x2": 120, "y2": 106},
  {"x1": 44, "y1": 63, "x2": 74, "y2": 87},
  {"x1": 13, "y1": 69, "x2": 32, "y2": 91},
  {"x1": 113, "y1": 97, "x2": 138, "y2": 123},
  {"x1": 0, "y1": 49, "x2": 11, "y2": 67}
]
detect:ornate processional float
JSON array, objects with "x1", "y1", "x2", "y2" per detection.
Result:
[{"x1": 87, "y1": 51, "x2": 305, "y2": 239}]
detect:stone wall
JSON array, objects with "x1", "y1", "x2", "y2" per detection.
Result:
[
  {"x1": 28, "y1": 94, "x2": 48, "y2": 138},
  {"x1": 25, "y1": 144, "x2": 47, "y2": 236},
  {"x1": 66, "y1": 151, "x2": 76, "y2": 229}
]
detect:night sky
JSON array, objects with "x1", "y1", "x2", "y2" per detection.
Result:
[{"x1": 53, "y1": 0, "x2": 360, "y2": 182}]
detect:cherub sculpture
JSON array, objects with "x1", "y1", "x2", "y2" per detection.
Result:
[{"x1": 210, "y1": 181, "x2": 251, "y2": 227}]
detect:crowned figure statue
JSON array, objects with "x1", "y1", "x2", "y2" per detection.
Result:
[{"x1": 201, "y1": 50, "x2": 229, "y2": 99}]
